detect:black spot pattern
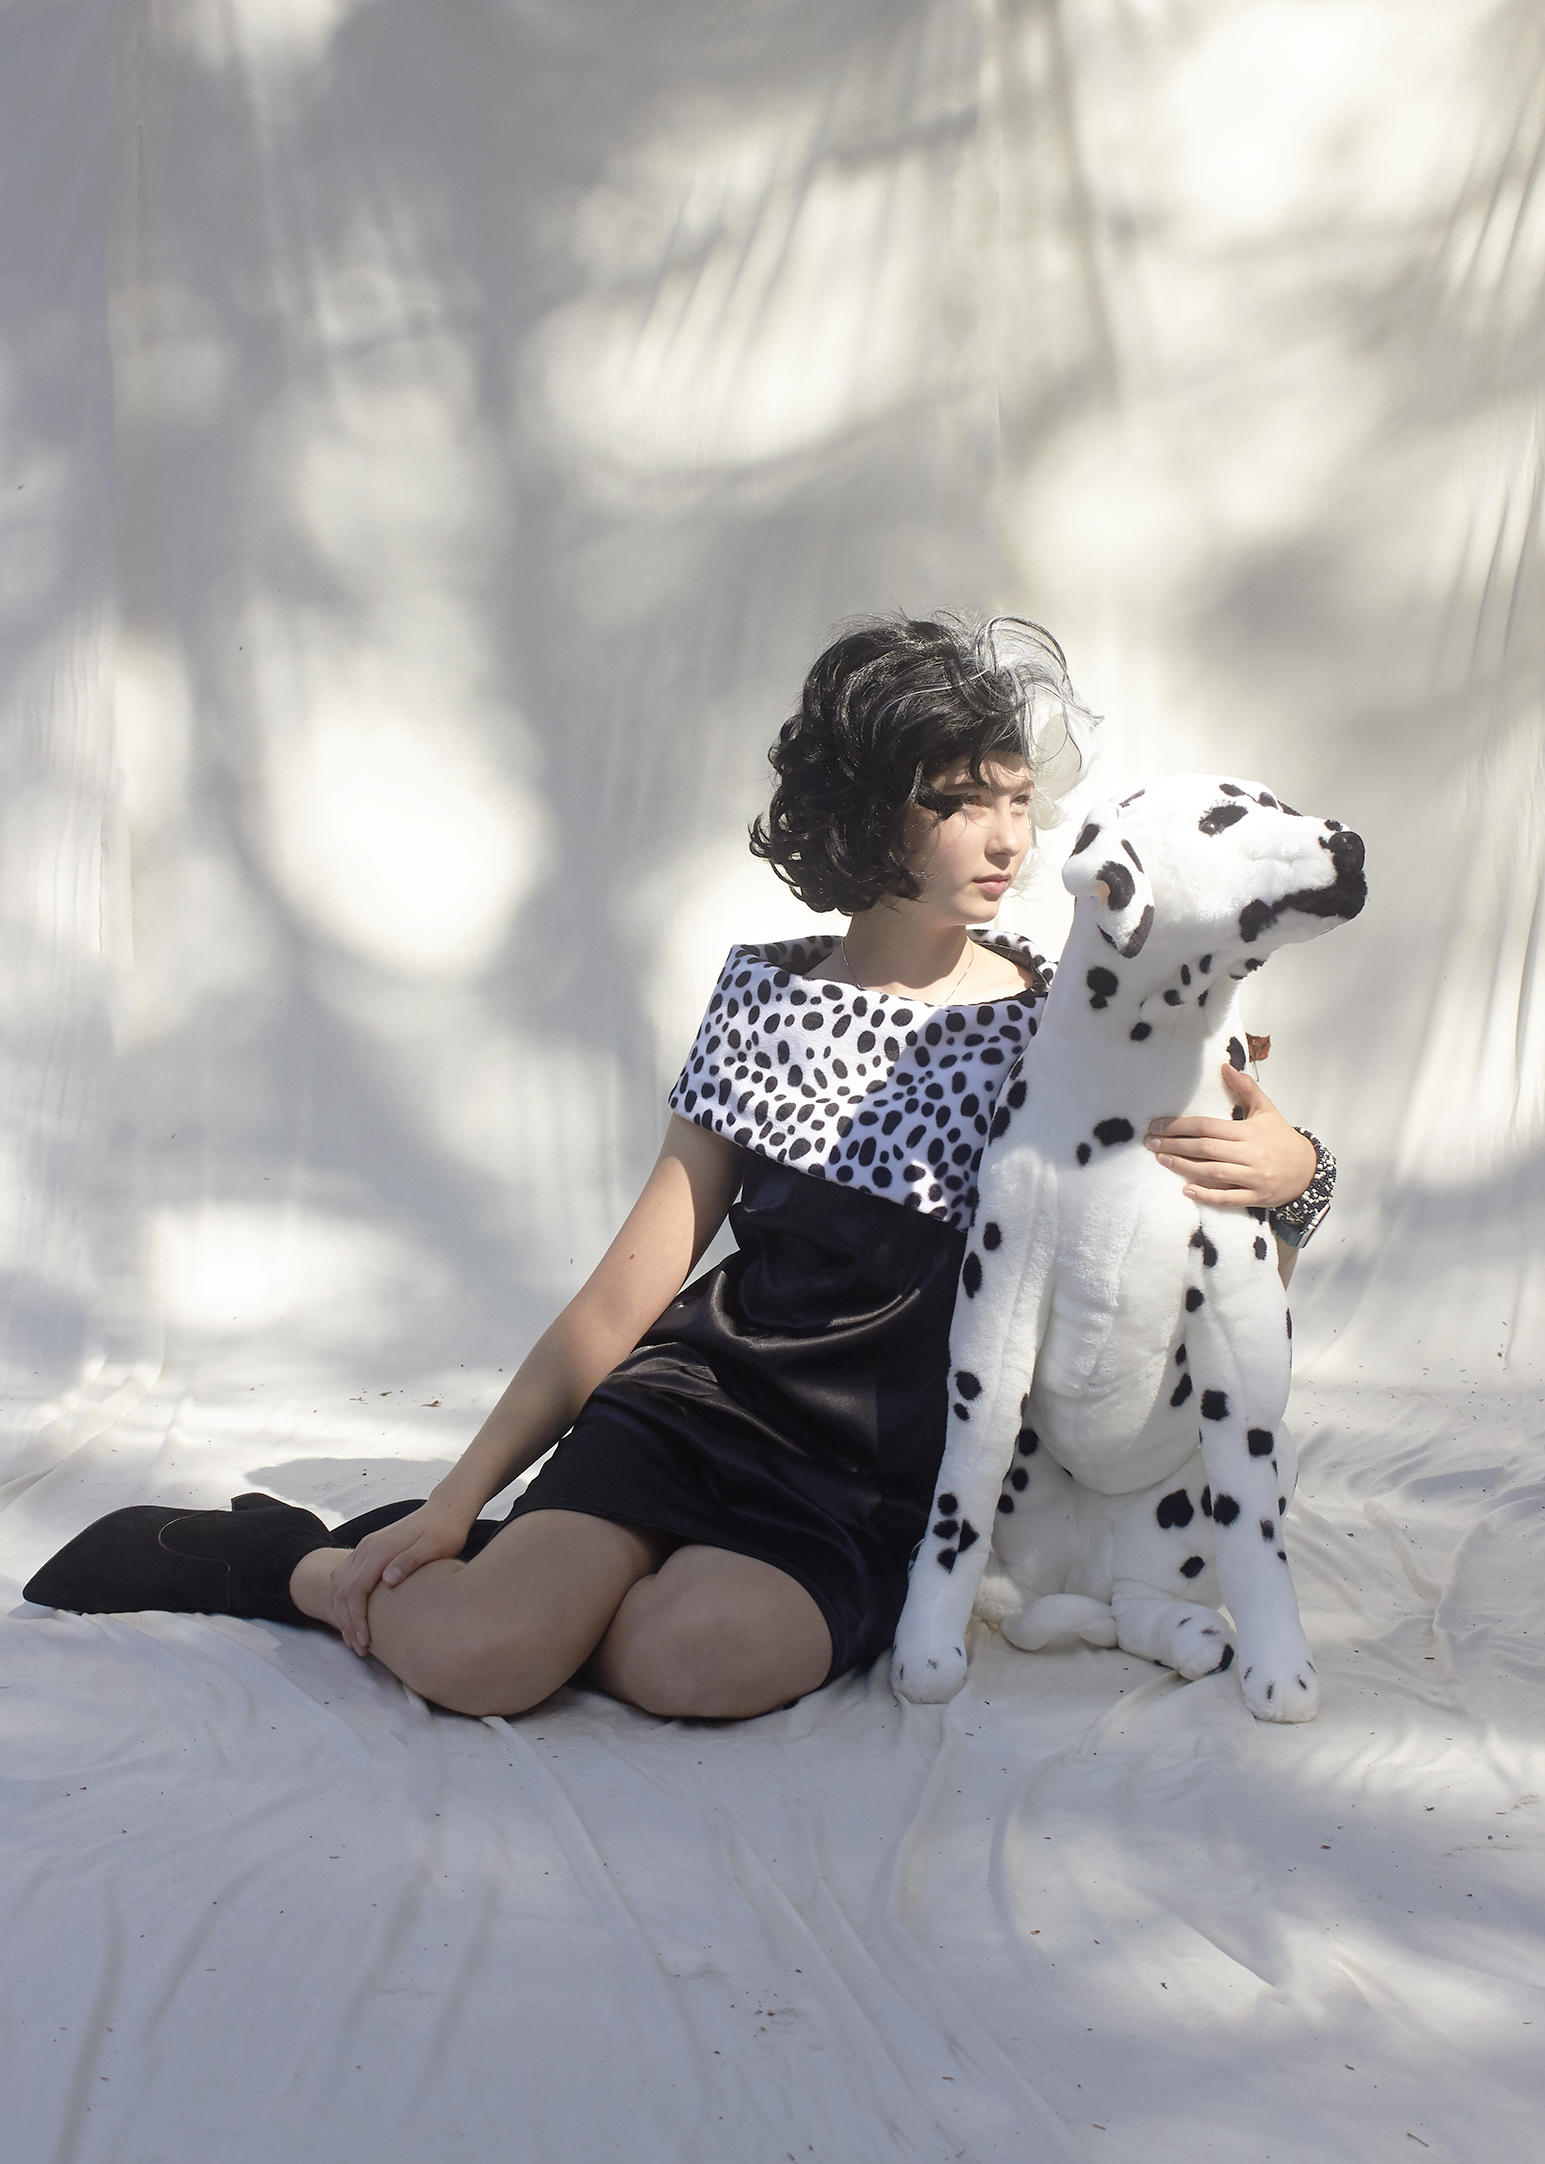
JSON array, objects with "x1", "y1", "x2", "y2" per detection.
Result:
[
  {"x1": 1156, "y1": 1489, "x2": 1194, "y2": 1529},
  {"x1": 1180, "y1": 1556, "x2": 1205, "y2": 1579},
  {"x1": 1185, "y1": 1287, "x2": 1204, "y2": 1312},
  {"x1": 1247, "y1": 1428, "x2": 1274, "y2": 1456},
  {"x1": 1086, "y1": 966, "x2": 1119, "y2": 1008},
  {"x1": 1076, "y1": 1142, "x2": 1092, "y2": 1166},
  {"x1": 1130, "y1": 1022, "x2": 1152, "y2": 1041},
  {"x1": 962, "y1": 1253, "x2": 983, "y2": 1297},
  {"x1": 1199, "y1": 802, "x2": 1250, "y2": 835},
  {"x1": 1010, "y1": 1467, "x2": 1028, "y2": 1491},
  {"x1": 1227, "y1": 1037, "x2": 1247, "y2": 1070},
  {"x1": 668, "y1": 935, "x2": 1049, "y2": 1232},
  {"x1": 1201, "y1": 1389, "x2": 1229, "y2": 1420},
  {"x1": 1212, "y1": 1494, "x2": 1240, "y2": 1526},
  {"x1": 982, "y1": 1222, "x2": 1001, "y2": 1250},
  {"x1": 1093, "y1": 1118, "x2": 1135, "y2": 1147},
  {"x1": 1254, "y1": 1236, "x2": 1269, "y2": 1260},
  {"x1": 954, "y1": 1370, "x2": 981, "y2": 1399},
  {"x1": 1170, "y1": 1372, "x2": 1193, "y2": 1407},
  {"x1": 937, "y1": 1493, "x2": 958, "y2": 1513}
]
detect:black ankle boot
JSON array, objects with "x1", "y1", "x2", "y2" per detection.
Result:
[{"x1": 23, "y1": 1494, "x2": 337, "y2": 1628}]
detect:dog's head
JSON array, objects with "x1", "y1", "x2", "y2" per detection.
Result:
[{"x1": 1062, "y1": 775, "x2": 1365, "y2": 971}]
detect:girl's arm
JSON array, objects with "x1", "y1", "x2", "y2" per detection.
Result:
[
  {"x1": 1142, "y1": 1063, "x2": 1320, "y2": 1288},
  {"x1": 329, "y1": 1115, "x2": 742, "y2": 1652}
]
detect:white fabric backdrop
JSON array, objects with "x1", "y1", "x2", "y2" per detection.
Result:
[{"x1": 3, "y1": 3, "x2": 1542, "y2": 2159}]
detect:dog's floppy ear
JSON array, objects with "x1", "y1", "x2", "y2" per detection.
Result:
[{"x1": 1062, "y1": 802, "x2": 1155, "y2": 957}]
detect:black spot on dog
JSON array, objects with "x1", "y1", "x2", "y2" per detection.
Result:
[
  {"x1": 952, "y1": 1403, "x2": 970, "y2": 1420},
  {"x1": 1087, "y1": 966, "x2": 1119, "y2": 1001},
  {"x1": 1163, "y1": 988, "x2": 1183, "y2": 1006},
  {"x1": 1212, "y1": 1493, "x2": 1240, "y2": 1525},
  {"x1": 1286, "y1": 1309, "x2": 1293, "y2": 1338},
  {"x1": 1122, "y1": 903, "x2": 1155, "y2": 958},
  {"x1": 1076, "y1": 1142, "x2": 1092, "y2": 1165},
  {"x1": 1264, "y1": 1681, "x2": 1275, "y2": 1701},
  {"x1": 1180, "y1": 963, "x2": 1191, "y2": 985},
  {"x1": 1170, "y1": 1372, "x2": 1193, "y2": 1407},
  {"x1": 1260, "y1": 1518, "x2": 1275, "y2": 1541},
  {"x1": 1200, "y1": 802, "x2": 1249, "y2": 835},
  {"x1": 1254, "y1": 1236, "x2": 1269, "y2": 1260},
  {"x1": 1122, "y1": 839, "x2": 1143, "y2": 869},
  {"x1": 933, "y1": 1519, "x2": 959, "y2": 1538},
  {"x1": 1119, "y1": 789, "x2": 1146, "y2": 807},
  {"x1": 1094, "y1": 1118, "x2": 1135, "y2": 1147},
  {"x1": 1219, "y1": 783, "x2": 1246, "y2": 797},
  {"x1": 1228, "y1": 1037, "x2": 1247, "y2": 1070},
  {"x1": 997, "y1": 1494, "x2": 1014, "y2": 1513},
  {"x1": 1248, "y1": 1205, "x2": 1267, "y2": 1222},
  {"x1": 1070, "y1": 821, "x2": 1100, "y2": 856},
  {"x1": 1010, "y1": 1467, "x2": 1028, "y2": 1492},
  {"x1": 1216, "y1": 1644, "x2": 1235, "y2": 1671},
  {"x1": 1186, "y1": 1287, "x2": 1204, "y2": 1311},
  {"x1": 1257, "y1": 791, "x2": 1278, "y2": 809},
  {"x1": 1278, "y1": 1495, "x2": 1287, "y2": 1513},
  {"x1": 1199, "y1": 953, "x2": 1212, "y2": 972},
  {"x1": 937, "y1": 1549, "x2": 957, "y2": 1571},
  {"x1": 1017, "y1": 1428, "x2": 1039, "y2": 1455},
  {"x1": 957, "y1": 1520, "x2": 979, "y2": 1553},
  {"x1": 1099, "y1": 861, "x2": 1136, "y2": 911},
  {"x1": 1247, "y1": 1429, "x2": 1274, "y2": 1456},
  {"x1": 1180, "y1": 1555, "x2": 1205, "y2": 1579},
  {"x1": 1188, "y1": 1227, "x2": 1218, "y2": 1267},
  {"x1": 937, "y1": 1493, "x2": 958, "y2": 1513},
  {"x1": 1156, "y1": 1489, "x2": 1194, "y2": 1529},
  {"x1": 955, "y1": 1370, "x2": 982, "y2": 1399},
  {"x1": 1201, "y1": 1485, "x2": 1212, "y2": 1516},
  {"x1": 962, "y1": 1252, "x2": 983, "y2": 1297},
  {"x1": 1198, "y1": 988, "x2": 1209, "y2": 1006},
  {"x1": 1201, "y1": 1388, "x2": 1229, "y2": 1420},
  {"x1": 1130, "y1": 1021, "x2": 1152, "y2": 1041},
  {"x1": 1175, "y1": 1343, "x2": 1187, "y2": 1364}
]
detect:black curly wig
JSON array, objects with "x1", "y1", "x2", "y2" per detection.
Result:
[{"x1": 749, "y1": 613, "x2": 1088, "y2": 916}]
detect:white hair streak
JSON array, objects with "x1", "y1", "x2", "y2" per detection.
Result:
[{"x1": 976, "y1": 614, "x2": 1101, "y2": 832}]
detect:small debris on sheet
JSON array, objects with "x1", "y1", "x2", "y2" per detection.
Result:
[{"x1": 423, "y1": 1399, "x2": 440, "y2": 1406}]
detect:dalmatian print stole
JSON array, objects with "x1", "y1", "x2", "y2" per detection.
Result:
[{"x1": 669, "y1": 933, "x2": 1052, "y2": 1232}]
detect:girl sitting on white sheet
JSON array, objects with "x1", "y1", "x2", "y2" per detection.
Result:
[{"x1": 25, "y1": 616, "x2": 1326, "y2": 1720}]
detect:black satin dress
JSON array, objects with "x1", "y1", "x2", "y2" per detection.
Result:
[{"x1": 502, "y1": 1149, "x2": 967, "y2": 1679}]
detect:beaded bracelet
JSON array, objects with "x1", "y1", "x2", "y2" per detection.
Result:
[{"x1": 1268, "y1": 1128, "x2": 1336, "y2": 1250}]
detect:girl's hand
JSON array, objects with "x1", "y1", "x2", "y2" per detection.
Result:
[
  {"x1": 329, "y1": 1496, "x2": 476, "y2": 1656},
  {"x1": 1144, "y1": 1063, "x2": 1318, "y2": 1209}
]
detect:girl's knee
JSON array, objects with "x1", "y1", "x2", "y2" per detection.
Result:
[{"x1": 607, "y1": 1602, "x2": 793, "y2": 1720}]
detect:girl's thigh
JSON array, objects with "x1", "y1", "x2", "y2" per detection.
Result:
[
  {"x1": 586, "y1": 1544, "x2": 835, "y2": 1720},
  {"x1": 369, "y1": 1508, "x2": 669, "y2": 1717}
]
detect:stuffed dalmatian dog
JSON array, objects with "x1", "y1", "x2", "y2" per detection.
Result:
[{"x1": 891, "y1": 774, "x2": 1366, "y2": 1722}]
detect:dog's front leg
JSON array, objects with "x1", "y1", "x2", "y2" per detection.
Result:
[
  {"x1": 1185, "y1": 1222, "x2": 1319, "y2": 1722},
  {"x1": 892, "y1": 1221, "x2": 1055, "y2": 1704}
]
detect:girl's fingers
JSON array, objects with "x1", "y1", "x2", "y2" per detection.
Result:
[{"x1": 1181, "y1": 1183, "x2": 1259, "y2": 1205}]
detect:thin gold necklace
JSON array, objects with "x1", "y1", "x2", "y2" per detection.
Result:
[{"x1": 837, "y1": 936, "x2": 975, "y2": 1006}]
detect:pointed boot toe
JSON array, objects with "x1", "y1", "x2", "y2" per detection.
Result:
[{"x1": 23, "y1": 1506, "x2": 230, "y2": 1615}]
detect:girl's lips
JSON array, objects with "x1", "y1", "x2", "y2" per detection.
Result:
[{"x1": 976, "y1": 876, "x2": 1009, "y2": 892}]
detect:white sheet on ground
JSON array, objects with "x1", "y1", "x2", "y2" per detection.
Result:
[{"x1": 2, "y1": 3, "x2": 1542, "y2": 2159}]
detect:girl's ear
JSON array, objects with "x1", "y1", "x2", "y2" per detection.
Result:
[{"x1": 1062, "y1": 805, "x2": 1156, "y2": 957}]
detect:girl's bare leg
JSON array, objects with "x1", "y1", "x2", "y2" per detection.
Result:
[
  {"x1": 290, "y1": 1510, "x2": 669, "y2": 1717},
  {"x1": 586, "y1": 1546, "x2": 833, "y2": 1718},
  {"x1": 290, "y1": 1515, "x2": 834, "y2": 1720}
]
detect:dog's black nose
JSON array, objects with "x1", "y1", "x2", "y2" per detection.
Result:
[{"x1": 1329, "y1": 828, "x2": 1364, "y2": 875}]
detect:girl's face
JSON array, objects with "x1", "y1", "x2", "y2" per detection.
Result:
[{"x1": 898, "y1": 756, "x2": 1034, "y2": 924}]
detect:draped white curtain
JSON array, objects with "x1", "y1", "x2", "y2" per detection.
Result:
[{"x1": 3, "y1": 6, "x2": 1541, "y2": 2159}]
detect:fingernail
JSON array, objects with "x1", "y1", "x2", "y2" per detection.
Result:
[
  {"x1": 383, "y1": 1567, "x2": 400, "y2": 1584},
  {"x1": 1143, "y1": 1135, "x2": 1159, "y2": 1150}
]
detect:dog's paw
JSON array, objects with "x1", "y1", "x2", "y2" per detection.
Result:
[
  {"x1": 1239, "y1": 1650, "x2": 1320, "y2": 1722},
  {"x1": 1167, "y1": 1609, "x2": 1239, "y2": 1682},
  {"x1": 890, "y1": 1635, "x2": 969, "y2": 1705}
]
